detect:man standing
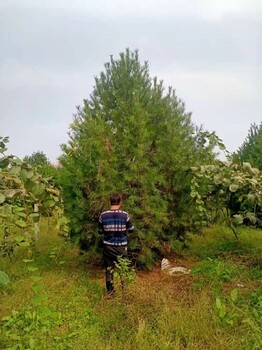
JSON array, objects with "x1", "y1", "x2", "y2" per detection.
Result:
[{"x1": 98, "y1": 193, "x2": 134, "y2": 293}]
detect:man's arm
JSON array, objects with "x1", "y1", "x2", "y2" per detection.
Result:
[
  {"x1": 98, "y1": 215, "x2": 104, "y2": 234},
  {"x1": 126, "y1": 213, "x2": 134, "y2": 233}
]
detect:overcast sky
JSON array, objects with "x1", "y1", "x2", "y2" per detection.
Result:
[{"x1": 1, "y1": 0, "x2": 261, "y2": 162}]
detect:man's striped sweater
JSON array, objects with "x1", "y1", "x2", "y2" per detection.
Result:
[{"x1": 98, "y1": 209, "x2": 134, "y2": 246}]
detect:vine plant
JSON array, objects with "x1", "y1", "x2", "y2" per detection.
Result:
[
  {"x1": 0, "y1": 137, "x2": 69, "y2": 257},
  {"x1": 190, "y1": 160, "x2": 262, "y2": 236}
]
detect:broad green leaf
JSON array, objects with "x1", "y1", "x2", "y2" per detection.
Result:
[
  {"x1": 0, "y1": 193, "x2": 6, "y2": 204},
  {"x1": 39, "y1": 305, "x2": 52, "y2": 316},
  {"x1": 43, "y1": 199, "x2": 55, "y2": 208},
  {"x1": 226, "y1": 319, "x2": 234, "y2": 326},
  {"x1": 41, "y1": 292, "x2": 49, "y2": 300},
  {"x1": 11, "y1": 158, "x2": 22, "y2": 165},
  {"x1": 15, "y1": 219, "x2": 27, "y2": 228},
  {"x1": 32, "y1": 284, "x2": 44, "y2": 293},
  {"x1": 13, "y1": 206, "x2": 25, "y2": 212},
  {"x1": 31, "y1": 296, "x2": 42, "y2": 306},
  {"x1": 26, "y1": 170, "x2": 34, "y2": 179},
  {"x1": 219, "y1": 303, "x2": 226, "y2": 318},
  {"x1": 30, "y1": 212, "x2": 40, "y2": 223},
  {"x1": 20, "y1": 169, "x2": 29, "y2": 181},
  {"x1": 0, "y1": 271, "x2": 10, "y2": 285},
  {"x1": 250, "y1": 167, "x2": 259, "y2": 175},
  {"x1": 15, "y1": 235, "x2": 25, "y2": 242},
  {"x1": 10, "y1": 166, "x2": 21, "y2": 175},
  {"x1": 246, "y1": 194, "x2": 255, "y2": 204},
  {"x1": 229, "y1": 184, "x2": 238, "y2": 192},
  {"x1": 27, "y1": 267, "x2": 38, "y2": 272},
  {"x1": 17, "y1": 212, "x2": 26, "y2": 218},
  {"x1": 30, "y1": 175, "x2": 39, "y2": 181},
  {"x1": 243, "y1": 162, "x2": 251, "y2": 171},
  {"x1": 29, "y1": 337, "x2": 35, "y2": 348},
  {"x1": 230, "y1": 288, "x2": 238, "y2": 302},
  {"x1": 46, "y1": 188, "x2": 60, "y2": 196},
  {"x1": 5, "y1": 189, "x2": 18, "y2": 198},
  {"x1": 30, "y1": 213, "x2": 40, "y2": 218},
  {"x1": 18, "y1": 241, "x2": 30, "y2": 247},
  {"x1": 213, "y1": 175, "x2": 222, "y2": 185},
  {"x1": 233, "y1": 214, "x2": 243, "y2": 225},
  {"x1": 245, "y1": 212, "x2": 257, "y2": 225},
  {"x1": 215, "y1": 298, "x2": 222, "y2": 309},
  {"x1": 30, "y1": 275, "x2": 42, "y2": 282}
]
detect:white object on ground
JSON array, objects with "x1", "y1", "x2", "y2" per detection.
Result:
[{"x1": 161, "y1": 258, "x2": 191, "y2": 275}]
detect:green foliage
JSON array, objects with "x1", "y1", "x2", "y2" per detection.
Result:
[
  {"x1": 0, "y1": 271, "x2": 10, "y2": 287},
  {"x1": 59, "y1": 49, "x2": 219, "y2": 267},
  {"x1": 1, "y1": 220, "x2": 261, "y2": 350},
  {"x1": 215, "y1": 289, "x2": 241, "y2": 327},
  {"x1": 191, "y1": 161, "x2": 262, "y2": 233},
  {"x1": 234, "y1": 122, "x2": 262, "y2": 170},
  {"x1": 112, "y1": 256, "x2": 136, "y2": 289},
  {"x1": 24, "y1": 150, "x2": 58, "y2": 180},
  {"x1": 0, "y1": 137, "x2": 69, "y2": 258},
  {"x1": 1, "y1": 259, "x2": 63, "y2": 349},
  {"x1": 192, "y1": 258, "x2": 239, "y2": 283},
  {"x1": 23, "y1": 151, "x2": 50, "y2": 166},
  {"x1": 214, "y1": 288, "x2": 261, "y2": 348},
  {"x1": 186, "y1": 225, "x2": 262, "y2": 266}
]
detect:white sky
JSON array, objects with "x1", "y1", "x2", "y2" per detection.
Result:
[{"x1": 0, "y1": 0, "x2": 261, "y2": 161}]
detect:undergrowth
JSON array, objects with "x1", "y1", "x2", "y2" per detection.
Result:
[{"x1": 0, "y1": 223, "x2": 261, "y2": 349}]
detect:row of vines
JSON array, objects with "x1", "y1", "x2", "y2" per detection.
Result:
[
  {"x1": 190, "y1": 160, "x2": 262, "y2": 235},
  {"x1": 0, "y1": 137, "x2": 69, "y2": 259}
]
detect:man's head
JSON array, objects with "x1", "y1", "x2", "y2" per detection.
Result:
[{"x1": 110, "y1": 193, "x2": 122, "y2": 206}]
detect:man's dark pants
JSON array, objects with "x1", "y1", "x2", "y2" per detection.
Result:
[{"x1": 103, "y1": 244, "x2": 128, "y2": 292}]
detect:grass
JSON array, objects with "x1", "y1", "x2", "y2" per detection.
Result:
[
  {"x1": 185, "y1": 225, "x2": 262, "y2": 263},
  {"x1": 0, "y1": 222, "x2": 261, "y2": 349}
]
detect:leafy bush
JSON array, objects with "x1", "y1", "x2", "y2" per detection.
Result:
[{"x1": 191, "y1": 161, "x2": 262, "y2": 233}]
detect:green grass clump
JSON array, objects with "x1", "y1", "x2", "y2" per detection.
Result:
[{"x1": 186, "y1": 225, "x2": 262, "y2": 262}]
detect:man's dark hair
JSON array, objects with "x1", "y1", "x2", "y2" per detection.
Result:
[{"x1": 110, "y1": 193, "x2": 122, "y2": 205}]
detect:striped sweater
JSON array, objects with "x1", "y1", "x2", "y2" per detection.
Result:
[{"x1": 98, "y1": 209, "x2": 134, "y2": 246}]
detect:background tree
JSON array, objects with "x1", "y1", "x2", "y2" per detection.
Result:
[
  {"x1": 59, "y1": 49, "x2": 218, "y2": 267},
  {"x1": 24, "y1": 151, "x2": 49, "y2": 166},
  {"x1": 24, "y1": 151, "x2": 58, "y2": 180},
  {"x1": 233, "y1": 122, "x2": 262, "y2": 170}
]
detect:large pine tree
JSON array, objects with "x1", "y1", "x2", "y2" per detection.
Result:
[{"x1": 60, "y1": 49, "x2": 216, "y2": 267}]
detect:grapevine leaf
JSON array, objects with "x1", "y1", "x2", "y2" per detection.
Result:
[
  {"x1": 15, "y1": 236, "x2": 25, "y2": 242},
  {"x1": 229, "y1": 184, "x2": 238, "y2": 192},
  {"x1": 15, "y1": 219, "x2": 27, "y2": 228},
  {"x1": 233, "y1": 214, "x2": 243, "y2": 225},
  {"x1": 18, "y1": 241, "x2": 30, "y2": 247}
]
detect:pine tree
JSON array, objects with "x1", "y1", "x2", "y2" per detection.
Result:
[
  {"x1": 234, "y1": 123, "x2": 262, "y2": 170},
  {"x1": 60, "y1": 49, "x2": 216, "y2": 267}
]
